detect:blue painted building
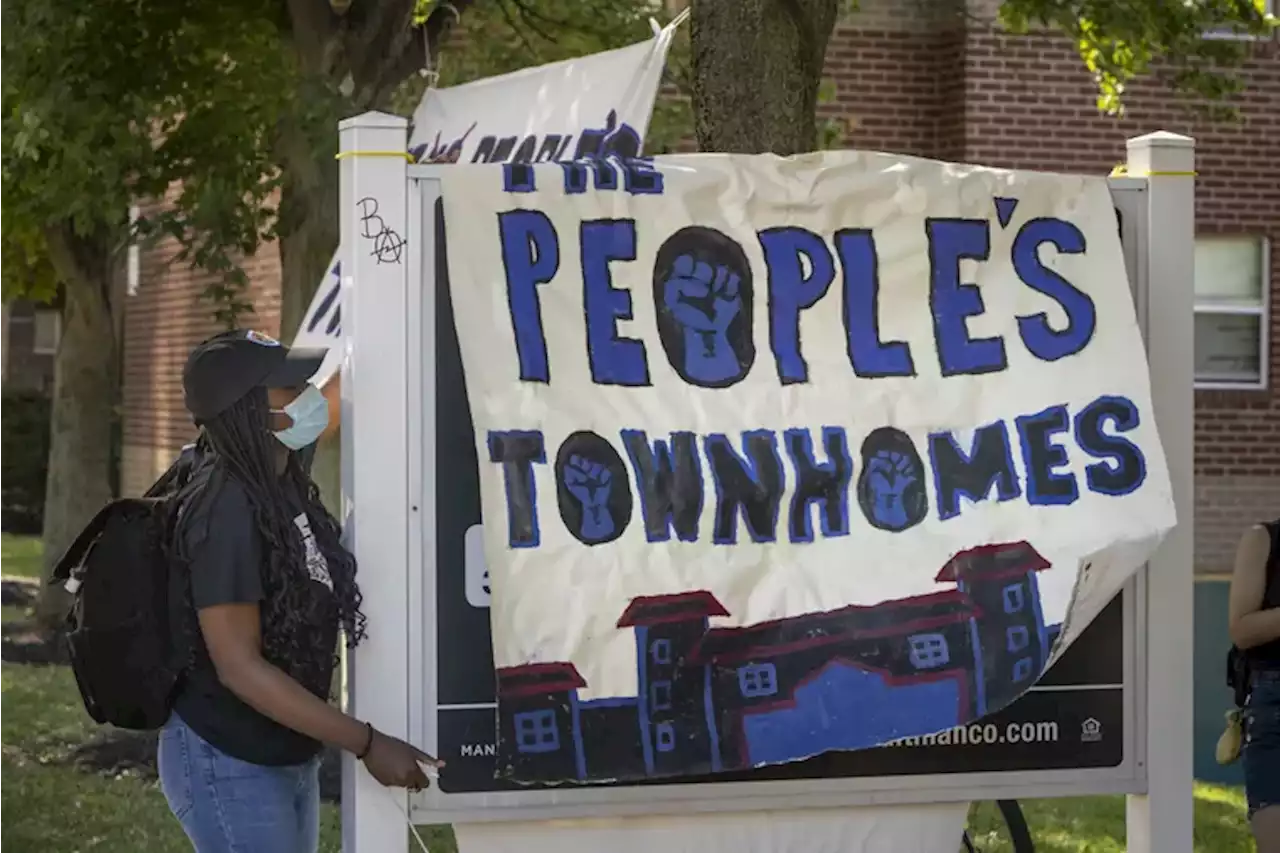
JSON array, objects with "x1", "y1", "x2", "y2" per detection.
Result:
[{"x1": 495, "y1": 539, "x2": 1065, "y2": 784}]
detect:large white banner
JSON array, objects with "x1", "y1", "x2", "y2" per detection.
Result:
[
  {"x1": 293, "y1": 21, "x2": 682, "y2": 379},
  {"x1": 441, "y1": 152, "x2": 1176, "y2": 785}
]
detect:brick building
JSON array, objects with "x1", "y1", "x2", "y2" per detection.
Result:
[
  {"x1": 1, "y1": 299, "x2": 61, "y2": 394},
  {"x1": 121, "y1": 0, "x2": 1275, "y2": 777}
]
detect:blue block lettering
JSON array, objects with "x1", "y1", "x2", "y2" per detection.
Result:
[
  {"x1": 1074, "y1": 395, "x2": 1147, "y2": 496},
  {"x1": 928, "y1": 421, "x2": 1022, "y2": 520},
  {"x1": 581, "y1": 220, "x2": 649, "y2": 386},
  {"x1": 1012, "y1": 218, "x2": 1096, "y2": 362},
  {"x1": 622, "y1": 158, "x2": 665, "y2": 195},
  {"x1": 783, "y1": 427, "x2": 852, "y2": 542},
  {"x1": 926, "y1": 218, "x2": 1007, "y2": 376},
  {"x1": 1015, "y1": 405, "x2": 1079, "y2": 506},
  {"x1": 487, "y1": 430, "x2": 546, "y2": 548},
  {"x1": 620, "y1": 429, "x2": 703, "y2": 543},
  {"x1": 561, "y1": 162, "x2": 589, "y2": 195},
  {"x1": 837, "y1": 229, "x2": 916, "y2": 377},
  {"x1": 759, "y1": 227, "x2": 835, "y2": 384},
  {"x1": 503, "y1": 163, "x2": 537, "y2": 193},
  {"x1": 704, "y1": 431, "x2": 785, "y2": 544},
  {"x1": 499, "y1": 210, "x2": 560, "y2": 383}
]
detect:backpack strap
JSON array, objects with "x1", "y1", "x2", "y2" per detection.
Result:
[
  {"x1": 51, "y1": 443, "x2": 208, "y2": 588},
  {"x1": 49, "y1": 498, "x2": 160, "y2": 586}
]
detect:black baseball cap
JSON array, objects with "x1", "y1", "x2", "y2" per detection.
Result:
[{"x1": 183, "y1": 329, "x2": 327, "y2": 423}]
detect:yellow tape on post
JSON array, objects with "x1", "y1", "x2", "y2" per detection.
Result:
[
  {"x1": 334, "y1": 150, "x2": 416, "y2": 162},
  {"x1": 1109, "y1": 165, "x2": 1197, "y2": 178}
]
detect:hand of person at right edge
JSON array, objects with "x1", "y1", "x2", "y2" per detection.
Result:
[{"x1": 362, "y1": 729, "x2": 445, "y2": 790}]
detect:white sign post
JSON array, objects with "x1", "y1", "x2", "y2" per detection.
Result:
[
  {"x1": 339, "y1": 112, "x2": 412, "y2": 853},
  {"x1": 338, "y1": 112, "x2": 1196, "y2": 853},
  {"x1": 1123, "y1": 133, "x2": 1196, "y2": 853}
]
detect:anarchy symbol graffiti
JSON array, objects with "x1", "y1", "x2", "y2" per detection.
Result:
[{"x1": 356, "y1": 197, "x2": 407, "y2": 265}]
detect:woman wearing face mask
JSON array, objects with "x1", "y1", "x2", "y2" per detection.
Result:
[{"x1": 159, "y1": 329, "x2": 441, "y2": 853}]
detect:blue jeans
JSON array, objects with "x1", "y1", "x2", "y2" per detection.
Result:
[
  {"x1": 158, "y1": 713, "x2": 321, "y2": 853},
  {"x1": 1244, "y1": 669, "x2": 1280, "y2": 819}
]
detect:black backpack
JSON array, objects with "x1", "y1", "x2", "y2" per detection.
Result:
[
  {"x1": 49, "y1": 443, "x2": 209, "y2": 730},
  {"x1": 1226, "y1": 520, "x2": 1280, "y2": 708}
]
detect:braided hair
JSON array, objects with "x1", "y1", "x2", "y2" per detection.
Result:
[{"x1": 200, "y1": 386, "x2": 366, "y2": 694}]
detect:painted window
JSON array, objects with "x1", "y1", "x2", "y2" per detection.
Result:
[
  {"x1": 650, "y1": 679, "x2": 672, "y2": 711},
  {"x1": 1002, "y1": 583, "x2": 1025, "y2": 614},
  {"x1": 655, "y1": 722, "x2": 676, "y2": 752},
  {"x1": 1011, "y1": 656, "x2": 1034, "y2": 683},
  {"x1": 737, "y1": 663, "x2": 778, "y2": 698},
  {"x1": 513, "y1": 709, "x2": 560, "y2": 754},
  {"x1": 651, "y1": 638, "x2": 672, "y2": 665},
  {"x1": 1006, "y1": 625, "x2": 1030, "y2": 653},
  {"x1": 907, "y1": 633, "x2": 950, "y2": 669}
]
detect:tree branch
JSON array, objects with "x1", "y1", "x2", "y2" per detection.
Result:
[
  {"x1": 350, "y1": 0, "x2": 475, "y2": 108},
  {"x1": 286, "y1": 0, "x2": 344, "y2": 77}
]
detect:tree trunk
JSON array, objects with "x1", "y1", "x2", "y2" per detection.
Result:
[
  {"x1": 277, "y1": 114, "x2": 343, "y2": 514},
  {"x1": 690, "y1": 0, "x2": 841, "y2": 155},
  {"x1": 35, "y1": 229, "x2": 119, "y2": 629}
]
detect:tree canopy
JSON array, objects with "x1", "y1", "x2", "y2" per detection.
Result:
[{"x1": 7, "y1": 0, "x2": 1270, "y2": 311}]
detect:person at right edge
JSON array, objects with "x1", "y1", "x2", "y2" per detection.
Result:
[
  {"x1": 1229, "y1": 518, "x2": 1280, "y2": 852},
  {"x1": 159, "y1": 329, "x2": 442, "y2": 853}
]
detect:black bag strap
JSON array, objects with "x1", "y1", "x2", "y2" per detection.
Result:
[
  {"x1": 49, "y1": 498, "x2": 161, "y2": 585},
  {"x1": 48, "y1": 444, "x2": 206, "y2": 587}
]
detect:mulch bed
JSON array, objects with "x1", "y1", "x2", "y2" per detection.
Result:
[
  {"x1": 1, "y1": 579, "x2": 68, "y2": 665},
  {"x1": 4, "y1": 575, "x2": 342, "y2": 801}
]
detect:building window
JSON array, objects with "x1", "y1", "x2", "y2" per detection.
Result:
[
  {"x1": 126, "y1": 205, "x2": 141, "y2": 297},
  {"x1": 655, "y1": 721, "x2": 676, "y2": 752},
  {"x1": 1011, "y1": 657, "x2": 1034, "y2": 683},
  {"x1": 32, "y1": 311, "x2": 61, "y2": 356},
  {"x1": 650, "y1": 679, "x2": 672, "y2": 711},
  {"x1": 1007, "y1": 625, "x2": 1030, "y2": 653},
  {"x1": 737, "y1": 663, "x2": 778, "y2": 698},
  {"x1": 907, "y1": 633, "x2": 950, "y2": 669},
  {"x1": 1194, "y1": 236, "x2": 1269, "y2": 389},
  {"x1": 513, "y1": 709, "x2": 560, "y2": 754},
  {"x1": 1203, "y1": 0, "x2": 1275, "y2": 40},
  {"x1": 651, "y1": 638, "x2": 671, "y2": 665},
  {"x1": 1002, "y1": 584, "x2": 1025, "y2": 615}
]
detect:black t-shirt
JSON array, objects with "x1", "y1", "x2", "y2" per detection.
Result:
[
  {"x1": 170, "y1": 448, "x2": 341, "y2": 766},
  {"x1": 1248, "y1": 520, "x2": 1280, "y2": 671}
]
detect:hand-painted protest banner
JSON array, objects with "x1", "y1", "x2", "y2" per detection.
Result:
[
  {"x1": 441, "y1": 151, "x2": 1177, "y2": 785},
  {"x1": 292, "y1": 18, "x2": 683, "y2": 382}
]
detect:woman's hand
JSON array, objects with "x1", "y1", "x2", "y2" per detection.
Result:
[{"x1": 362, "y1": 729, "x2": 445, "y2": 790}]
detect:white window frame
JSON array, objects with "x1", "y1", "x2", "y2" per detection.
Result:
[
  {"x1": 906, "y1": 633, "x2": 950, "y2": 669},
  {"x1": 126, "y1": 205, "x2": 141, "y2": 297},
  {"x1": 1203, "y1": 0, "x2": 1275, "y2": 40},
  {"x1": 1194, "y1": 236, "x2": 1270, "y2": 391},
  {"x1": 32, "y1": 310, "x2": 61, "y2": 356}
]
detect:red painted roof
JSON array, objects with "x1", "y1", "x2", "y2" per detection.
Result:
[
  {"x1": 616, "y1": 590, "x2": 730, "y2": 628},
  {"x1": 934, "y1": 541, "x2": 1051, "y2": 584},
  {"x1": 495, "y1": 662, "x2": 587, "y2": 698},
  {"x1": 688, "y1": 590, "x2": 980, "y2": 665}
]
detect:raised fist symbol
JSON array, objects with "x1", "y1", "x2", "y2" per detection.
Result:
[
  {"x1": 663, "y1": 254, "x2": 743, "y2": 384},
  {"x1": 866, "y1": 450, "x2": 918, "y2": 530},
  {"x1": 564, "y1": 455, "x2": 615, "y2": 540}
]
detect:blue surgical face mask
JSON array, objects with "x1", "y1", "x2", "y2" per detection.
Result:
[{"x1": 270, "y1": 385, "x2": 329, "y2": 451}]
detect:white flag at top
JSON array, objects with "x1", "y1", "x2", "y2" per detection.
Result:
[{"x1": 293, "y1": 16, "x2": 685, "y2": 382}]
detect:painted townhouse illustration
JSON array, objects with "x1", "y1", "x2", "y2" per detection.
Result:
[{"x1": 495, "y1": 539, "x2": 1061, "y2": 783}]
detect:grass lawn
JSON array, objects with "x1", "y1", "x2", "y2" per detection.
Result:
[
  {"x1": 0, "y1": 535, "x2": 1257, "y2": 852},
  {"x1": 2, "y1": 532, "x2": 44, "y2": 579}
]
